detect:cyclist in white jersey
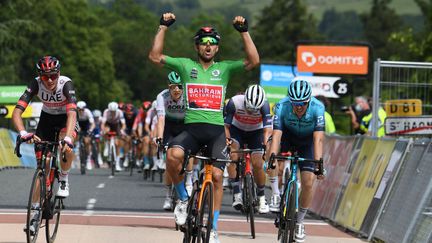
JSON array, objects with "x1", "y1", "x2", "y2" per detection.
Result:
[
  {"x1": 77, "y1": 101, "x2": 95, "y2": 170},
  {"x1": 224, "y1": 85, "x2": 272, "y2": 214},
  {"x1": 101, "y1": 101, "x2": 126, "y2": 171},
  {"x1": 145, "y1": 100, "x2": 159, "y2": 172},
  {"x1": 12, "y1": 56, "x2": 78, "y2": 234},
  {"x1": 154, "y1": 72, "x2": 186, "y2": 210}
]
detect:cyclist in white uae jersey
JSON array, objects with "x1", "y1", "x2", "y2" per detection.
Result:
[
  {"x1": 12, "y1": 56, "x2": 78, "y2": 234},
  {"x1": 101, "y1": 101, "x2": 126, "y2": 171},
  {"x1": 224, "y1": 85, "x2": 272, "y2": 214}
]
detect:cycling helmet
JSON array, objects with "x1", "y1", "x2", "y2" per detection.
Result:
[
  {"x1": 93, "y1": 109, "x2": 101, "y2": 118},
  {"x1": 168, "y1": 71, "x2": 181, "y2": 84},
  {"x1": 36, "y1": 56, "x2": 61, "y2": 74},
  {"x1": 125, "y1": 103, "x2": 134, "y2": 113},
  {"x1": 108, "y1": 101, "x2": 118, "y2": 111},
  {"x1": 244, "y1": 84, "x2": 266, "y2": 110},
  {"x1": 194, "y1": 26, "x2": 221, "y2": 44},
  {"x1": 77, "y1": 101, "x2": 86, "y2": 109},
  {"x1": 142, "y1": 101, "x2": 152, "y2": 110},
  {"x1": 288, "y1": 80, "x2": 312, "y2": 102}
]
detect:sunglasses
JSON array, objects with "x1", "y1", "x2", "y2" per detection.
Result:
[
  {"x1": 40, "y1": 72, "x2": 59, "y2": 82},
  {"x1": 169, "y1": 84, "x2": 183, "y2": 90},
  {"x1": 292, "y1": 101, "x2": 308, "y2": 107},
  {"x1": 198, "y1": 36, "x2": 219, "y2": 45}
]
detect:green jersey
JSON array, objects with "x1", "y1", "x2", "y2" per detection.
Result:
[{"x1": 164, "y1": 56, "x2": 244, "y2": 125}]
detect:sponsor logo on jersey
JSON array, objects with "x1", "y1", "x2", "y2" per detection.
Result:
[
  {"x1": 190, "y1": 68, "x2": 198, "y2": 79},
  {"x1": 211, "y1": 69, "x2": 221, "y2": 81}
]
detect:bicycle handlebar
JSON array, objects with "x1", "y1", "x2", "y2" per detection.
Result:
[
  {"x1": 269, "y1": 152, "x2": 324, "y2": 176},
  {"x1": 15, "y1": 136, "x2": 67, "y2": 162},
  {"x1": 179, "y1": 149, "x2": 232, "y2": 175}
]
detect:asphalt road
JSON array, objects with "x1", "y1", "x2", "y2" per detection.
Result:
[{"x1": 0, "y1": 167, "x2": 367, "y2": 243}]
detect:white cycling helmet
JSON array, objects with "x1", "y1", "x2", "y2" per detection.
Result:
[
  {"x1": 108, "y1": 101, "x2": 118, "y2": 111},
  {"x1": 244, "y1": 84, "x2": 266, "y2": 110},
  {"x1": 93, "y1": 109, "x2": 101, "y2": 118},
  {"x1": 77, "y1": 101, "x2": 86, "y2": 109}
]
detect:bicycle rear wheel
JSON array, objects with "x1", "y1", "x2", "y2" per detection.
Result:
[
  {"x1": 45, "y1": 182, "x2": 62, "y2": 243},
  {"x1": 196, "y1": 183, "x2": 213, "y2": 243},
  {"x1": 79, "y1": 143, "x2": 86, "y2": 175},
  {"x1": 109, "y1": 146, "x2": 115, "y2": 176},
  {"x1": 25, "y1": 169, "x2": 44, "y2": 243},
  {"x1": 244, "y1": 174, "x2": 255, "y2": 239}
]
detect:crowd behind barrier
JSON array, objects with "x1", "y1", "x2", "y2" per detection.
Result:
[{"x1": 1, "y1": 128, "x2": 431, "y2": 242}]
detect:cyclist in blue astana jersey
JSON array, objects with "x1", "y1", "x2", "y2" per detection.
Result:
[
  {"x1": 149, "y1": 12, "x2": 259, "y2": 243},
  {"x1": 268, "y1": 80, "x2": 326, "y2": 243}
]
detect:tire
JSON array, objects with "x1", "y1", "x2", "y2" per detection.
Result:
[
  {"x1": 183, "y1": 183, "x2": 198, "y2": 243},
  {"x1": 196, "y1": 183, "x2": 213, "y2": 243},
  {"x1": 244, "y1": 174, "x2": 255, "y2": 239},
  {"x1": 26, "y1": 169, "x2": 44, "y2": 243},
  {"x1": 129, "y1": 150, "x2": 135, "y2": 176},
  {"x1": 287, "y1": 183, "x2": 297, "y2": 243},
  {"x1": 79, "y1": 143, "x2": 86, "y2": 175},
  {"x1": 110, "y1": 146, "x2": 115, "y2": 176},
  {"x1": 45, "y1": 196, "x2": 62, "y2": 243}
]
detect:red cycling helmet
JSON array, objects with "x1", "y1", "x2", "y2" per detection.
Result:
[
  {"x1": 36, "y1": 56, "x2": 61, "y2": 74},
  {"x1": 142, "y1": 101, "x2": 151, "y2": 110}
]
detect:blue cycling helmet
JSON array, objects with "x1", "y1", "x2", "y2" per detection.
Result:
[{"x1": 288, "y1": 80, "x2": 312, "y2": 102}]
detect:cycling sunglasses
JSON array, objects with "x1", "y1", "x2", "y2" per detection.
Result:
[
  {"x1": 40, "y1": 72, "x2": 59, "y2": 82},
  {"x1": 292, "y1": 101, "x2": 309, "y2": 107},
  {"x1": 198, "y1": 36, "x2": 219, "y2": 45},
  {"x1": 169, "y1": 84, "x2": 183, "y2": 90}
]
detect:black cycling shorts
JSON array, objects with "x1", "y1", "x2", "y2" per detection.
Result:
[
  {"x1": 280, "y1": 141, "x2": 315, "y2": 173},
  {"x1": 36, "y1": 111, "x2": 79, "y2": 142},
  {"x1": 163, "y1": 121, "x2": 185, "y2": 145},
  {"x1": 169, "y1": 123, "x2": 228, "y2": 171},
  {"x1": 229, "y1": 125, "x2": 264, "y2": 151}
]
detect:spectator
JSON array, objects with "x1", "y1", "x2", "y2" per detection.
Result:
[
  {"x1": 345, "y1": 96, "x2": 371, "y2": 135},
  {"x1": 315, "y1": 95, "x2": 336, "y2": 134}
]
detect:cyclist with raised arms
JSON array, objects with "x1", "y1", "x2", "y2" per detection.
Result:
[
  {"x1": 224, "y1": 84, "x2": 272, "y2": 214},
  {"x1": 149, "y1": 12, "x2": 259, "y2": 243},
  {"x1": 101, "y1": 101, "x2": 126, "y2": 172},
  {"x1": 76, "y1": 101, "x2": 95, "y2": 170},
  {"x1": 268, "y1": 80, "x2": 326, "y2": 243},
  {"x1": 154, "y1": 71, "x2": 186, "y2": 210},
  {"x1": 12, "y1": 56, "x2": 78, "y2": 233}
]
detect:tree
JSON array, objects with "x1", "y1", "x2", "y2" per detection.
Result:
[
  {"x1": 253, "y1": 0, "x2": 321, "y2": 63},
  {"x1": 319, "y1": 9, "x2": 364, "y2": 41}
]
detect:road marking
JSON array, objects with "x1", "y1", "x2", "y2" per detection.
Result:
[
  {"x1": 84, "y1": 198, "x2": 97, "y2": 215},
  {"x1": 108, "y1": 175, "x2": 114, "y2": 179},
  {"x1": 97, "y1": 183, "x2": 105, "y2": 188}
]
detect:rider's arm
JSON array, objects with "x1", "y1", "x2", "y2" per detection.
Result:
[
  {"x1": 87, "y1": 109, "x2": 96, "y2": 132},
  {"x1": 268, "y1": 129, "x2": 282, "y2": 160},
  {"x1": 232, "y1": 16, "x2": 259, "y2": 71},
  {"x1": 155, "y1": 93, "x2": 166, "y2": 139},
  {"x1": 223, "y1": 98, "x2": 235, "y2": 140},
  {"x1": 63, "y1": 81, "x2": 78, "y2": 139},
  {"x1": 149, "y1": 13, "x2": 176, "y2": 67},
  {"x1": 313, "y1": 131, "x2": 324, "y2": 161},
  {"x1": 261, "y1": 101, "x2": 273, "y2": 144},
  {"x1": 119, "y1": 111, "x2": 126, "y2": 132},
  {"x1": 12, "y1": 80, "x2": 38, "y2": 134}
]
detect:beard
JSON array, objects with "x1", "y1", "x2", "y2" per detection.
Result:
[{"x1": 197, "y1": 51, "x2": 214, "y2": 63}]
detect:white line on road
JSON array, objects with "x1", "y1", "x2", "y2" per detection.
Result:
[
  {"x1": 97, "y1": 183, "x2": 105, "y2": 188},
  {"x1": 84, "y1": 198, "x2": 97, "y2": 215}
]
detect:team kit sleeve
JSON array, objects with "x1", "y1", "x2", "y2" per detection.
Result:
[
  {"x1": 314, "y1": 103, "x2": 326, "y2": 132},
  {"x1": 223, "y1": 98, "x2": 235, "y2": 125},
  {"x1": 63, "y1": 81, "x2": 78, "y2": 113},
  {"x1": 15, "y1": 79, "x2": 39, "y2": 111},
  {"x1": 156, "y1": 92, "x2": 166, "y2": 117},
  {"x1": 272, "y1": 102, "x2": 284, "y2": 131},
  {"x1": 86, "y1": 108, "x2": 95, "y2": 124},
  {"x1": 261, "y1": 101, "x2": 273, "y2": 128},
  {"x1": 164, "y1": 56, "x2": 186, "y2": 77}
]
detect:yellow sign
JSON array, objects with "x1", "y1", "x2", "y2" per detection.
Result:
[
  {"x1": 0, "y1": 129, "x2": 22, "y2": 167},
  {"x1": 335, "y1": 138, "x2": 396, "y2": 230},
  {"x1": 385, "y1": 99, "x2": 422, "y2": 117},
  {"x1": 4, "y1": 105, "x2": 33, "y2": 118}
]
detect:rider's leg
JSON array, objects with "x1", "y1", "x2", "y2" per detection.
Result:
[
  {"x1": 212, "y1": 167, "x2": 224, "y2": 231},
  {"x1": 166, "y1": 147, "x2": 187, "y2": 200}
]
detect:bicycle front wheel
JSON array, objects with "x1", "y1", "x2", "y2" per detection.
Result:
[
  {"x1": 281, "y1": 182, "x2": 297, "y2": 243},
  {"x1": 45, "y1": 196, "x2": 62, "y2": 243},
  {"x1": 196, "y1": 183, "x2": 213, "y2": 243},
  {"x1": 244, "y1": 174, "x2": 256, "y2": 239},
  {"x1": 79, "y1": 144, "x2": 86, "y2": 175},
  {"x1": 25, "y1": 169, "x2": 44, "y2": 243}
]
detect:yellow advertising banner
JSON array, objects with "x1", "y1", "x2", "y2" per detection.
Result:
[
  {"x1": 5, "y1": 105, "x2": 33, "y2": 118},
  {"x1": 335, "y1": 138, "x2": 396, "y2": 230},
  {"x1": 0, "y1": 129, "x2": 22, "y2": 167}
]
